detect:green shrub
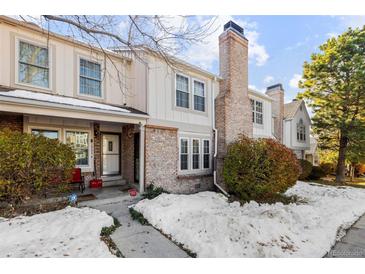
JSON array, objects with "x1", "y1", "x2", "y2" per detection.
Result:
[
  {"x1": 142, "y1": 183, "x2": 165, "y2": 200},
  {"x1": 0, "y1": 129, "x2": 75, "y2": 204},
  {"x1": 223, "y1": 135, "x2": 301, "y2": 202},
  {"x1": 320, "y1": 162, "x2": 335, "y2": 176},
  {"x1": 308, "y1": 166, "x2": 326, "y2": 180},
  {"x1": 298, "y1": 159, "x2": 313, "y2": 180}
]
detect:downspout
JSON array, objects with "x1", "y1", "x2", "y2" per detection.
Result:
[{"x1": 212, "y1": 77, "x2": 229, "y2": 197}]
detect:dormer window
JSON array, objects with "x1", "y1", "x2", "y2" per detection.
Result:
[
  {"x1": 250, "y1": 99, "x2": 263, "y2": 125},
  {"x1": 297, "y1": 118, "x2": 306, "y2": 141},
  {"x1": 18, "y1": 41, "x2": 49, "y2": 88}
]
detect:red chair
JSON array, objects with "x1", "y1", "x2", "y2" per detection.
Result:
[{"x1": 71, "y1": 168, "x2": 85, "y2": 193}]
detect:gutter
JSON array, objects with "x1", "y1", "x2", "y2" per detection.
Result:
[{"x1": 212, "y1": 77, "x2": 229, "y2": 197}]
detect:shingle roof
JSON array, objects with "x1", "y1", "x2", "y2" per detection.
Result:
[{"x1": 284, "y1": 100, "x2": 303, "y2": 119}]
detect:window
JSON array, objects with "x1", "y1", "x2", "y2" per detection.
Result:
[
  {"x1": 31, "y1": 129, "x2": 58, "y2": 139},
  {"x1": 192, "y1": 139, "x2": 200, "y2": 170},
  {"x1": 79, "y1": 58, "x2": 102, "y2": 97},
  {"x1": 108, "y1": 141, "x2": 113, "y2": 152},
  {"x1": 251, "y1": 99, "x2": 263, "y2": 125},
  {"x1": 180, "y1": 138, "x2": 189, "y2": 170},
  {"x1": 66, "y1": 131, "x2": 89, "y2": 166},
  {"x1": 176, "y1": 74, "x2": 189, "y2": 108},
  {"x1": 193, "y1": 80, "x2": 205, "y2": 112},
  {"x1": 297, "y1": 119, "x2": 306, "y2": 141},
  {"x1": 18, "y1": 41, "x2": 49, "y2": 88},
  {"x1": 203, "y1": 140, "x2": 210, "y2": 169}
]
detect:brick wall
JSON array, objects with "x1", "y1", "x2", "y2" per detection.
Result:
[
  {"x1": 0, "y1": 113, "x2": 23, "y2": 132},
  {"x1": 145, "y1": 125, "x2": 213, "y2": 194},
  {"x1": 121, "y1": 124, "x2": 135, "y2": 184},
  {"x1": 215, "y1": 29, "x2": 252, "y2": 187}
]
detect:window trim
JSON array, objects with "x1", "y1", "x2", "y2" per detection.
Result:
[
  {"x1": 179, "y1": 137, "x2": 190, "y2": 172},
  {"x1": 77, "y1": 55, "x2": 104, "y2": 99},
  {"x1": 251, "y1": 98, "x2": 264, "y2": 125},
  {"x1": 64, "y1": 128, "x2": 92, "y2": 169},
  {"x1": 15, "y1": 37, "x2": 52, "y2": 91},
  {"x1": 192, "y1": 78, "x2": 206, "y2": 112},
  {"x1": 191, "y1": 138, "x2": 201, "y2": 170},
  {"x1": 175, "y1": 72, "x2": 190, "y2": 109},
  {"x1": 202, "y1": 139, "x2": 210, "y2": 170}
]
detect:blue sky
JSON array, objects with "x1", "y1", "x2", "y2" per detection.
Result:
[{"x1": 179, "y1": 15, "x2": 365, "y2": 102}]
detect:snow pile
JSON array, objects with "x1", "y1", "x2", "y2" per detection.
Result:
[
  {"x1": 0, "y1": 206, "x2": 114, "y2": 257},
  {"x1": 0, "y1": 90, "x2": 131, "y2": 113},
  {"x1": 134, "y1": 181, "x2": 365, "y2": 257}
]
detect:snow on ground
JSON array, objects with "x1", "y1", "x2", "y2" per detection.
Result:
[
  {"x1": 134, "y1": 181, "x2": 365, "y2": 257},
  {"x1": 0, "y1": 206, "x2": 114, "y2": 257}
]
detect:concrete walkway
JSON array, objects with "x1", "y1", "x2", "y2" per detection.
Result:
[
  {"x1": 326, "y1": 214, "x2": 365, "y2": 258},
  {"x1": 80, "y1": 195, "x2": 190, "y2": 258}
]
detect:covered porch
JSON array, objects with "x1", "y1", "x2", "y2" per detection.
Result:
[{"x1": 0, "y1": 88, "x2": 148, "y2": 193}]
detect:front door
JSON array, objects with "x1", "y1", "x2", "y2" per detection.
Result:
[{"x1": 102, "y1": 133, "x2": 120, "y2": 176}]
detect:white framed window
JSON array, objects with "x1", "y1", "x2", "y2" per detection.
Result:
[
  {"x1": 31, "y1": 128, "x2": 59, "y2": 140},
  {"x1": 176, "y1": 74, "x2": 189, "y2": 108},
  {"x1": 65, "y1": 130, "x2": 90, "y2": 167},
  {"x1": 193, "y1": 79, "x2": 205, "y2": 112},
  {"x1": 192, "y1": 139, "x2": 200, "y2": 170},
  {"x1": 297, "y1": 118, "x2": 306, "y2": 142},
  {"x1": 79, "y1": 58, "x2": 102, "y2": 98},
  {"x1": 179, "y1": 138, "x2": 189, "y2": 171},
  {"x1": 17, "y1": 40, "x2": 50, "y2": 89},
  {"x1": 203, "y1": 139, "x2": 210, "y2": 169},
  {"x1": 250, "y1": 99, "x2": 263, "y2": 125}
]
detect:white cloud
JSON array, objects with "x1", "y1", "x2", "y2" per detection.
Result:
[
  {"x1": 326, "y1": 32, "x2": 339, "y2": 38},
  {"x1": 181, "y1": 15, "x2": 269, "y2": 71},
  {"x1": 289, "y1": 74, "x2": 302, "y2": 89},
  {"x1": 263, "y1": 75, "x2": 274, "y2": 84},
  {"x1": 248, "y1": 84, "x2": 265, "y2": 93}
]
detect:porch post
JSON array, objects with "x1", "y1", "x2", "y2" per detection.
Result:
[{"x1": 139, "y1": 123, "x2": 145, "y2": 193}]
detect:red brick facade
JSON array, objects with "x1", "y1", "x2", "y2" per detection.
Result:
[{"x1": 0, "y1": 113, "x2": 23, "y2": 132}]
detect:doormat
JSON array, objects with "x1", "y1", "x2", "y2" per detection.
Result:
[{"x1": 77, "y1": 194, "x2": 97, "y2": 202}]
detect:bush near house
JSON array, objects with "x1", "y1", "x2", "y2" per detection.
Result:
[
  {"x1": 308, "y1": 166, "x2": 326, "y2": 180},
  {"x1": 298, "y1": 159, "x2": 313, "y2": 180},
  {"x1": 223, "y1": 135, "x2": 301, "y2": 202},
  {"x1": 0, "y1": 129, "x2": 75, "y2": 205},
  {"x1": 320, "y1": 162, "x2": 336, "y2": 176}
]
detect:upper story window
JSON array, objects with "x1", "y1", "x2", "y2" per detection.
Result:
[
  {"x1": 176, "y1": 74, "x2": 189, "y2": 108},
  {"x1": 18, "y1": 41, "x2": 49, "y2": 88},
  {"x1": 250, "y1": 99, "x2": 263, "y2": 125},
  {"x1": 79, "y1": 58, "x2": 102, "y2": 97},
  {"x1": 297, "y1": 118, "x2": 306, "y2": 141},
  {"x1": 193, "y1": 80, "x2": 205, "y2": 112}
]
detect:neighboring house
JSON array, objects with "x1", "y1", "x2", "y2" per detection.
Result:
[
  {"x1": 0, "y1": 17, "x2": 311, "y2": 194},
  {"x1": 283, "y1": 99, "x2": 311, "y2": 159},
  {"x1": 305, "y1": 136, "x2": 319, "y2": 166}
]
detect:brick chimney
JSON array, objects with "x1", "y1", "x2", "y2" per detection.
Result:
[
  {"x1": 265, "y1": 83, "x2": 284, "y2": 142},
  {"x1": 215, "y1": 21, "x2": 252, "y2": 186}
]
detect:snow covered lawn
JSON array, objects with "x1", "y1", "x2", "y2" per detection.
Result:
[
  {"x1": 0, "y1": 206, "x2": 114, "y2": 257},
  {"x1": 134, "y1": 181, "x2": 365, "y2": 257}
]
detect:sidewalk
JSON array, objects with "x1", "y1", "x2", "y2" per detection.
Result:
[
  {"x1": 326, "y1": 214, "x2": 365, "y2": 258},
  {"x1": 80, "y1": 195, "x2": 190, "y2": 258}
]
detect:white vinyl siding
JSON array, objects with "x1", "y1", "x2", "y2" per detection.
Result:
[
  {"x1": 18, "y1": 41, "x2": 49, "y2": 88},
  {"x1": 79, "y1": 58, "x2": 102, "y2": 97}
]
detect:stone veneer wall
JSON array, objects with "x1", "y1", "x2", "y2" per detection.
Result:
[
  {"x1": 0, "y1": 113, "x2": 23, "y2": 132},
  {"x1": 121, "y1": 124, "x2": 135, "y2": 184},
  {"x1": 145, "y1": 125, "x2": 213, "y2": 194},
  {"x1": 215, "y1": 29, "x2": 253, "y2": 187}
]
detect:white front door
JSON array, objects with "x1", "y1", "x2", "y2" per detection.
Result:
[{"x1": 102, "y1": 133, "x2": 120, "y2": 176}]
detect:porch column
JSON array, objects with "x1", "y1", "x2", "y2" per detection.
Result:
[{"x1": 139, "y1": 123, "x2": 145, "y2": 193}]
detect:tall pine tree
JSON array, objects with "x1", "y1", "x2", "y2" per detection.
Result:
[{"x1": 298, "y1": 27, "x2": 365, "y2": 183}]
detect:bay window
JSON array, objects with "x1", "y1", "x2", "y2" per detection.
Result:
[
  {"x1": 66, "y1": 131, "x2": 90, "y2": 166},
  {"x1": 176, "y1": 74, "x2": 189, "y2": 108},
  {"x1": 18, "y1": 41, "x2": 49, "y2": 88}
]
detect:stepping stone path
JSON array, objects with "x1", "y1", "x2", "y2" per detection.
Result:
[
  {"x1": 326, "y1": 214, "x2": 365, "y2": 258},
  {"x1": 80, "y1": 195, "x2": 190, "y2": 258}
]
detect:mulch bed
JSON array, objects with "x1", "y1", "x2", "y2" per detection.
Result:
[{"x1": 0, "y1": 201, "x2": 68, "y2": 219}]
